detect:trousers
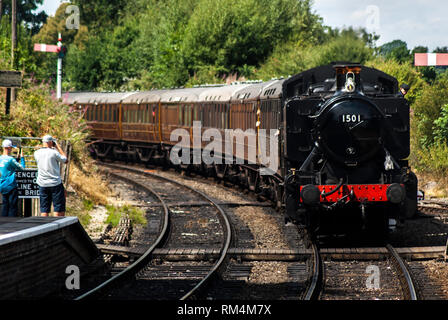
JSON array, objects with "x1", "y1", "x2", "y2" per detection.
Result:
[{"x1": 1, "y1": 188, "x2": 18, "y2": 217}]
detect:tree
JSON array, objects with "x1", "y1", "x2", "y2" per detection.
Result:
[
  {"x1": 379, "y1": 40, "x2": 411, "y2": 63},
  {"x1": 0, "y1": 0, "x2": 47, "y2": 34},
  {"x1": 32, "y1": 3, "x2": 88, "y2": 84},
  {"x1": 0, "y1": 14, "x2": 35, "y2": 71},
  {"x1": 33, "y1": 3, "x2": 87, "y2": 48},
  {"x1": 182, "y1": 0, "x2": 324, "y2": 79},
  {"x1": 71, "y1": 0, "x2": 127, "y2": 31},
  {"x1": 434, "y1": 47, "x2": 448, "y2": 53},
  {"x1": 254, "y1": 29, "x2": 374, "y2": 80}
]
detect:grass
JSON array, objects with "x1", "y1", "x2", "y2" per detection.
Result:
[
  {"x1": 66, "y1": 196, "x2": 93, "y2": 228},
  {"x1": 105, "y1": 204, "x2": 147, "y2": 228}
]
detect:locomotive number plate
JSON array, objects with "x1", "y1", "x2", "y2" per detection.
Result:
[{"x1": 341, "y1": 114, "x2": 362, "y2": 123}]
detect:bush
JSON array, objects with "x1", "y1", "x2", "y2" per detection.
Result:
[
  {"x1": 414, "y1": 142, "x2": 448, "y2": 176},
  {"x1": 365, "y1": 58, "x2": 427, "y2": 105},
  {"x1": 433, "y1": 104, "x2": 448, "y2": 142},
  {"x1": 254, "y1": 32, "x2": 374, "y2": 80},
  {"x1": 0, "y1": 79, "x2": 91, "y2": 164}
]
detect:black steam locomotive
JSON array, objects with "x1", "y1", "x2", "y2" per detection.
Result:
[
  {"x1": 283, "y1": 63, "x2": 417, "y2": 236},
  {"x1": 67, "y1": 62, "x2": 417, "y2": 238}
]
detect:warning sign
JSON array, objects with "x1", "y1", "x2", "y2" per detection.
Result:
[{"x1": 16, "y1": 170, "x2": 39, "y2": 199}]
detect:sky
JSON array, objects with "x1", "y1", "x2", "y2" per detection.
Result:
[
  {"x1": 37, "y1": 0, "x2": 447, "y2": 51},
  {"x1": 312, "y1": 0, "x2": 447, "y2": 50}
]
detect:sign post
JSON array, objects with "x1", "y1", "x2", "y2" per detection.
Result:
[{"x1": 0, "y1": 70, "x2": 22, "y2": 115}]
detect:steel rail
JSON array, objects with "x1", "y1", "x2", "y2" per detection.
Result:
[
  {"x1": 303, "y1": 242, "x2": 323, "y2": 300},
  {"x1": 74, "y1": 170, "x2": 171, "y2": 300},
  {"x1": 386, "y1": 244, "x2": 419, "y2": 300},
  {"x1": 98, "y1": 163, "x2": 233, "y2": 300}
]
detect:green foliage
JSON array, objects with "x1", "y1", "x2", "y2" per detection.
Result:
[
  {"x1": 254, "y1": 30, "x2": 374, "y2": 80},
  {"x1": 414, "y1": 142, "x2": 448, "y2": 176},
  {"x1": 184, "y1": 65, "x2": 226, "y2": 87},
  {"x1": 71, "y1": 0, "x2": 127, "y2": 31},
  {"x1": 82, "y1": 198, "x2": 94, "y2": 211},
  {"x1": 434, "y1": 104, "x2": 448, "y2": 143},
  {"x1": 182, "y1": 0, "x2": 324, "y2": 77},
  {"x1": 379, "y1": 40, "x2": 411, "y2": 64},
  {"x1": 0, "y1": 0, "x2": 47, "y2": 35},
  {"x1": 412, "y1": 77, "x2": 448, "y2": 148},
  {"x1": 66, "y1": 10, "x2": 143, "y2": 91},
  {"x1": 32, "y1": 3, "x2": 89, "y2": 87},
  {"x1": 0, "y1": 79, "x2": 91, "y2": 164},
  {"x1": 310, "y1": 34, "x2": 374, "y2": 67},
  {"x1": 365, "y1": 58, "x2": 427, "y2": 105},
  {"x1": 0, "y1": 14, "x2": 36, "y2": 71}
]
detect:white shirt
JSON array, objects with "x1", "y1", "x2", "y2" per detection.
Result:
[{"x1": 34, "y1": 148, "x2": 68, "y2": 187}]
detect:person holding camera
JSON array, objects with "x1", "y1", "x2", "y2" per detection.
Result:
[
  {"x1": 0, "y1": 139, "x2": 25, "y2": 217},
  {"x1": 34, "y1": 135, "x2": 68, "y2": 217}
]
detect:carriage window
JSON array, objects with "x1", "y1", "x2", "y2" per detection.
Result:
[
  {"x1": 188, "y1": 105, "x2": 192, "y2": 126},
  {"x1": 145, "y1": 105, "x2": 149, "y2": 123},
  {"x1": 104, "y1": 105, "x2": 109, "y2": 122},
  {"x1": 138, "y1": 106, "x2": 142, "y2": 123}
]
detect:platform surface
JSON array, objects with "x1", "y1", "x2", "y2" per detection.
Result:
[{"x1": 0, "y1": 216, "x2": 78, "y2": 246}]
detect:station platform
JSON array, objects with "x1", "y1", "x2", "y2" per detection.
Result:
[{"x1": 0, "y1": 216, "x2": 103, "y2": 299}]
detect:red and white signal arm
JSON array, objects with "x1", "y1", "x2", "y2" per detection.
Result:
[
  {"x1": 33, "y1": 43, "x2": 59, "y2": 53},
  {"x1": 415, "y1": 53, "x2": 448, "y2": 66}
]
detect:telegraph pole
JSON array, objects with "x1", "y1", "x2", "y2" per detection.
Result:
[{"x1": 10, "y1": 0, "x2": 17, "y2": 103}]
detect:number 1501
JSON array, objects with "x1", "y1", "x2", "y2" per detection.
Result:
[{"x1": 342, "y1": 114, "x2": 362, "y2": 123}]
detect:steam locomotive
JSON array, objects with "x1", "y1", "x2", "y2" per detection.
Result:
[
  {"x1": 66, "y1": 62, "x2": 417, "y2": 237},
  {"x1": 282, "y1": 63, "x2": 416, "y2": 236}
]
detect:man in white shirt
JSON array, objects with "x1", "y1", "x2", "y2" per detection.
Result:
[{"x1": 34, "y1": 135, "x2": 68, "y2": 217}]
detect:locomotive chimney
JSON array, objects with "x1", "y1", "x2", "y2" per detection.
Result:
[{"x1": 334, "y1": 64, "x2": 362, "y2": 93}]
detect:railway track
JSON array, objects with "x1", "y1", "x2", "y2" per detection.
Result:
[
  {"x1": 94, "y1": 163, "x2": 315, "y2": 300},
  {"x1": 75, "y1": 163, "x2": 232, "y2": 300},
  {"x1": 418, "y1": 199, "x2": 448, "y2": 216},
  {"x1": 309, "y1": 244, "x2": 419, "y2": 300},
  {"x1": 75, "y1": 163, "x2": 447, "y2": 300}
]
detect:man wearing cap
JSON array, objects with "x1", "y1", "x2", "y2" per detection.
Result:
[
  {"x1": 34, "y1": 135, "x2": 68, "y2": 217},
  {"x1": 0, "y1": 139, "x2": 25, "y2": 217},
  {"x1": 398, "y1": 83, "x2": 410, "y2": 97}
]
